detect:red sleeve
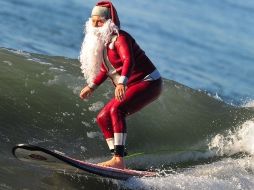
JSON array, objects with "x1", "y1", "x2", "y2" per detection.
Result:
[
  {"x1": 93, "y1": 63, "x2": 108, "y2": 86},
  {"x1": 115, "y1": 34, "x2": 134, "y2": 78}
]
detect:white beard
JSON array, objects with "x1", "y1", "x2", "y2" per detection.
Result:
[{"x1": 79, "y1": 18, "x2": 119, "y2": 86}]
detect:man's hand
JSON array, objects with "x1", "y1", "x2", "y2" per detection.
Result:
[
  {"x1": 80, "y1": 86, "x2": 94, "y2": 100},
  {"x1": 115, "y1": 84, "x2": 126, "y2": 101}
]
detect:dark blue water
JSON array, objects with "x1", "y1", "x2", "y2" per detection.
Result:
[{"x1": 1, "y1": 0, "x2": 254, "y2": 103}]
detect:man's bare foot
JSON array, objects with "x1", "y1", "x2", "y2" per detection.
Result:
[{"x1": 97, "y1": 156, "x2": 125, "y2": 169}]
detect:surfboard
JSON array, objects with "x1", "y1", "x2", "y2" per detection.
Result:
[{"x1": 12, "y1": 144, "x2": 156, "y2": 180}]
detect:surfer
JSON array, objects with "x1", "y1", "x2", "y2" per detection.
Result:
[{"x1": 79, "y1": 1, "x2": 162, "y2": 169}]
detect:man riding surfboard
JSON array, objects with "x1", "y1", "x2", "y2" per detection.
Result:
[{"x1": 79, "y1": 1, "x2": 162, "y2": 169}]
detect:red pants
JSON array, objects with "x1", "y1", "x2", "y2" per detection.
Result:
[{"x1": 96, "y1": 78, "x2": 162, "y2": 156}]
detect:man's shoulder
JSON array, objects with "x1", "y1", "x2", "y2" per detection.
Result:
[
  {"x1": 119, "y1": 30, "x2": 132, "y2": 38},
  {"x1": 117, "y1": 30, "x2": 134, "y2": 41}
]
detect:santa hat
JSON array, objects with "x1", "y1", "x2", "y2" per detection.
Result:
[{"x1": 91, "y1": 1, "x2": 120, "y2": 28}]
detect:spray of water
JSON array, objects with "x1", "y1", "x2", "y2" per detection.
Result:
[{"x1": 209, "y1": 120, "x2": 254, "y2": 156}]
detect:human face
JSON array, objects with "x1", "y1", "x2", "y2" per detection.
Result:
[{"x1": 91, "y1": 15, "x2": 106, "y2": 27}]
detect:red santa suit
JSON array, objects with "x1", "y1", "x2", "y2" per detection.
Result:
[{"x1": 88, "y1": 1, "x2": 162, "y2": 157}]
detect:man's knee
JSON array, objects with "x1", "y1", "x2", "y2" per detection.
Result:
[
  {"x1": 96, "y1": 109, "x2": 109, "y2": 125},
  {"x1": 110, "y1": 104, "x2": 125, "y2": 117}
]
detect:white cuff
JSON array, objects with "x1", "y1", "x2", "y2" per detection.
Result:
[
  {"x1": 88, "y1": 82, "x2": 98, "y2": 90},
  {"x1": 106, "y1": 138, "x2": 114, "y2": 150},
  {"x1": 118, "y1": 76, "x2": 128, "y2": 85},
  {"x1": 143, "y1": 69, "x2": 161, "y2": 81},
  {"x1": 114, "y1": 133, "x2": 127, "y2": 145}
]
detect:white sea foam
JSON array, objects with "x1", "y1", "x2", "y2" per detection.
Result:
[
  {"x1": 3, "y1": 60, "x2": 13, "y2": 66},
  {"x1": 102, "y1": 90, "x2": 112, "y2": 99},
  {"x1": 43, "y1": 75, "x2": 60, "y2": 86},
  {"x1": 119, "y1": 156, "x2": 254, "y2": 190},
  {"x1": 88, "y1": 101, "x2": 104, "y2": 112},
  {"x1": 213, "y1": 92, "x2": 223, "y2": 101},
  {"x1": 86, "y1": 131, "x2": 102, "y2": 139},
  {"x1": 27, "y1": 57, "x2": 52, "y2": 65},
  {"x1": 7, "y1": 49, "x2": 31, "y2": 57},
  {"x1": 49, "y1": 66, "x2": 66, "y2": 72},
  {"x1": 209, "y1": 119, "x2": 254, "y2": 156},
  {"x1": 243, "y1": 100, "x2": 254, "y2": 108},
  {"x1": 72, "y1": 86, "x2": 83, "y2": 96},
  {"x1": 116, "y1": 120, "x2": 254, "y2": 190},
  {"x1": 81, "y1": 121, "x2": 91, "y2": 128},
  {"x1": 80, "y1": 146, "x2": 87, "y2": 153}
]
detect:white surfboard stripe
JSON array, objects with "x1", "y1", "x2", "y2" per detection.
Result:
[{"x1": 114, "y1": 133, "x2": 127, "y2": 145}]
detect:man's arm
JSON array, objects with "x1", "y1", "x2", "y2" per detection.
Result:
[
  {"x1": 115, "y1": 34, "x2": 135, "y2": 86},
  {"x1": 88, "y1": 63, "x2": 108, "y2": 90}
]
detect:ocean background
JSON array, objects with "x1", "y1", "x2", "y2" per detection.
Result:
[{"x1": 0, "y1": 0, "x2": 254, "y2": 189}]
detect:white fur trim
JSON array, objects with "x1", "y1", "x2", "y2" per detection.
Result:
[
  {"x1": 109, "y1": 42, "x2": 114, "y2": 49},
  {"x1": 118, "y1": 76, "x2": 128, "y2": 85},
  {"x1": 143, "y1": 69, "x2": 161, "y2": 81},
  {"x1": 114, "y1": 133, "x2": 127, "y2": 145},
  {"x1": 91, "y1": 6, "x2": 109, "y2": 18},
  {"x1": 106, "y1": 138, "x2": 114, "y2": 150},
  {"x1": 88, "y1": 82, "x2": 98, "y2": 90}
]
